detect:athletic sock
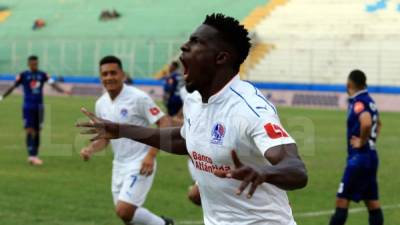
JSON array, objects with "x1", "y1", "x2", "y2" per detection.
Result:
[
  {"x1": 131, "y1": 207, "x2": 165, "y2": 225},
  {"x1": 369, "y1": 208, "x2": 383, "y2": 225},
  {"x1": 329, "y1": 208, "x2": 348, "y2": 225},
  {"x1": 33, "y1": 132, "x2": 40, "y2": 156},
  {"x1": 26, "y1": 133, "x2": 35, "y2": 156}
]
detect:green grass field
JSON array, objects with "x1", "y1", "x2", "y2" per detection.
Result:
[{"x1": 0, "y1": 95, "x2": 399, "y2": 225}]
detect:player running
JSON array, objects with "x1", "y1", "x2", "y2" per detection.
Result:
[
  {"x1": 78, "y1": 14, "x2": 308, "y2": 225},
  {"x1": 329, "y1": 70, "x2": 383, "y2": 225},
  {"x1": 0, "y1": 55, "x2": 70, "y2": 165},
  {"x1": 79, "y1": 56, "x2": 174, "y2": 225}
]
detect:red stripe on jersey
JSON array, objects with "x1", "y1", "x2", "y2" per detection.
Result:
[{"x1": 149, "y1": 107, "x2": 160, "y2": 116}]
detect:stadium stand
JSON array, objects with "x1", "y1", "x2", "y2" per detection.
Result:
[
  {"x1": 239, "y1": 0, "x2": 288, "y2": 76},
  {"x1": 245, "y1": 0, "x2": 400, "y2": 86},
  {"x1": 0, "y1": 0, "x2": 267, "y2": 77},
  {"x1": 0, "y1": 10, "x2": 10, "y2": 23}
]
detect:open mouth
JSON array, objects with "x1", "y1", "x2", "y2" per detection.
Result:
[{"x1": 179, "y1": 56, "x2": 189, "y2": 80}]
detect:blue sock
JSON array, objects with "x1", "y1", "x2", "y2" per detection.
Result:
[{"x1": 26, "y1": 133, "x2": 35, "y2": 156}]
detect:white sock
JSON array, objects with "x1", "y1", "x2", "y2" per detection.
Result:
[{"x1": 131, "y1": 207, "x2": 165, "y2": 225}]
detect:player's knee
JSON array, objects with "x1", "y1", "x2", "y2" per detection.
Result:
[
  {"x1": 365, "y1": 200, "x2": 380, "y2": 210},
  {"x1": 115, "y1": 203, "x2": 137, "y2": 223},
  {"x1": 26, "y1": 128, "x2": 36, "y2": 135},
  {"x1": 335, "y1": 198, "x2": 350, "y2": 208},
  {"x1": 187, "y1": 185, "x2": 201, "y2": 206}
]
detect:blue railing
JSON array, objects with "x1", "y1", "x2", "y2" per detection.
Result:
[
  {"x1": 1, "y1": 74, "x2": 400, "y2": 94},
  {"x1": 366, "y1": 0, "x2": 388, "y2": 12}
]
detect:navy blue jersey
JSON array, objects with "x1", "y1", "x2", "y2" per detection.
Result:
[
  {"x1": 347, "y1": 90, "x2": 379, "y2": 156},
  {"x1": 163, "y1": 72, "x2": 183, "y2": 100},
  {"x1": 15, "y1": 70, "x2": 50, "y2": 107},
  {"x1": 337, "y1": 90, "x2": 381, "y2": 202},
  {"x1": 163, "y1": 72, "x2": 183, "y2": 116}
]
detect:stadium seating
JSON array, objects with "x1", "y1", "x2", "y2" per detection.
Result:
[
  {"x1": 0, "y1": 10, "x2": 10, "y2": 23},
  {"x1": 244, "y1": 0, "x2": 400, "y2": 86},
  {"x1": 0, "y1": 0, "x2": 267, "y2": 77}
]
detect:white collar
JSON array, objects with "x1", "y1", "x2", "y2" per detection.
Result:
[
  {"x1": 206, "y1": 75, "x2": 240, "y2": 104},
  {"x1": 107, "y1": 84, "x2": 127, "y2": 103}
]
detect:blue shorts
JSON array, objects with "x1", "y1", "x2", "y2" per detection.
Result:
[
  {"x1": 23, "y1": 106, "x2": 44, "y2": 130},
  {"x1": 337, "y1": 153, "x2": 379, "y2": 202},
  {"x1": 167, "y1": 98, "x2": 183, "y2": 116}
]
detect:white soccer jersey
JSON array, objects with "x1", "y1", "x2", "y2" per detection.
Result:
[
  {"x1": 181, "y1": 75, "x2": 297, "y2": 225},
  {"x1": 96, "y1": 84, "x2": 164, "y2": 171}
]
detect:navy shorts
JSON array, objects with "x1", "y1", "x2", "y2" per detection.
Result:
[
  {"x1": 23, "y1": 106, "x2": 44, "y2": 130},
  {"x1": 167, "y1": 98, "x2": 183, "y2": 116},
  {"x1": 337, "y1": 153, "x2": 379, "y2": 202}
]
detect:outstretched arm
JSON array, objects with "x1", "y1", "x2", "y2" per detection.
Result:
[
  {"x1": 49, "y1": 81, "x2": 71, "y2": 95},
  {"x1": 215, "y1": 144, "x2": 308, "y2": 198},
  {"x1": 140, "y1": 115, "x2": 173, "y2": 176},
  {"x1": 1, "y1": 82, "x2": 18, "y2": 101},
  {"x1": 77, "y1": 108, "x2": 188, "y2": 155}
]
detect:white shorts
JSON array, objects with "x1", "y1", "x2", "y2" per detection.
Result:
[{"x1": 111, "y1": 164, "x2": 156, "y2": 206}]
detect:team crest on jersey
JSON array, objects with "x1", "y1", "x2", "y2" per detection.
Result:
[
  {"x1": 120, "y1": 108, "x2": 128, "y2": 118},
  {"x1": 211, "y1": 123, "x2": 225, "y2": 145},
  {"x1": 29, "y1": 80, "x2": 40, "y2": 89}
]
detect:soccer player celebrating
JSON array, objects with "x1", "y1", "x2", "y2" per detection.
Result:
[
  {"x1": 78, "y1": 14, "x2": 308, "y2": 225},
  {"x1": 79, "y1": 56, "x2": 174, "y2": 225},
  {"x1": 329, "y1": 70, "x2": 383, "y2": 225},
  {"x1": 0, "y1": 55, "x2": 69, "y2": 165}
]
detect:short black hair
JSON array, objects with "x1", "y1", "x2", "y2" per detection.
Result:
[
  {"x1": 171, "y1": 61, "x2": 179, "y2": 68},
  {"x1": 348, "y1": 70, "x2": 367, "y2": 88},
  {"x1": 203, "y1": 13, "x2": 251, "y2": 70},
  {"x1": 99, "y1": 55, "x2": 123, "y2": 69},
  {"x1": 28, "y1": 55, "x2": 38, "y2": 61}
]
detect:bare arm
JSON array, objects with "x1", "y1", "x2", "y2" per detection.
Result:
[
  {"x1": 1, "y1": 82, "x2": 18, "y2": 100},
  {"x1": 359, "y1": 112, "x2": 372, "y2": 145},
  {"x1": 351, "y1": 112, "x2": 373, "y2": 148},
  {"x1": 50, "y1": 82, "x2": 70, "y2": 94},
  {"x1": 262, "y1": 143, "x2": 308, "y2": 190},
  {"x1": 140, "y1": 115, "x2": 173, "y2": 176},
  {"x1": 118, "y1": 124, "x2": 187, "y2": 155},
  {"x1": 215, "y1": 144, "x2": 308, "y2": 198},
  {"x1": 80, "y1": 139, "x2": 109, "y2": 161},
  {"x1": 77, "y1": 108, "x2": 188, "y2": 155},
  {"x1": 145, "y1": 115, "x2": 171, "y2": 156}
]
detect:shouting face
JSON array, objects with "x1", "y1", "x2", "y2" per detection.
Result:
[{"x1": 179, "y1": 24, "x2": 224, "y2": 93}]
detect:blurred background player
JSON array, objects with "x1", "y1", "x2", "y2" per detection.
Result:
[
  {"x1": 0, "y1": 55, "x2": 69, "y2": 165},
  {"x1": 329, "y1": 70, "x2": 383, "y2": 225},
  {"x1": 79, "y1": 56, "x2": 174, "y2": 225},
  {"x1": 162, "y1": 72, "x2": 201, "y2": 206},
  {"x1": 162, "y1": 61, "x2": 183, "y2": 116}
]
